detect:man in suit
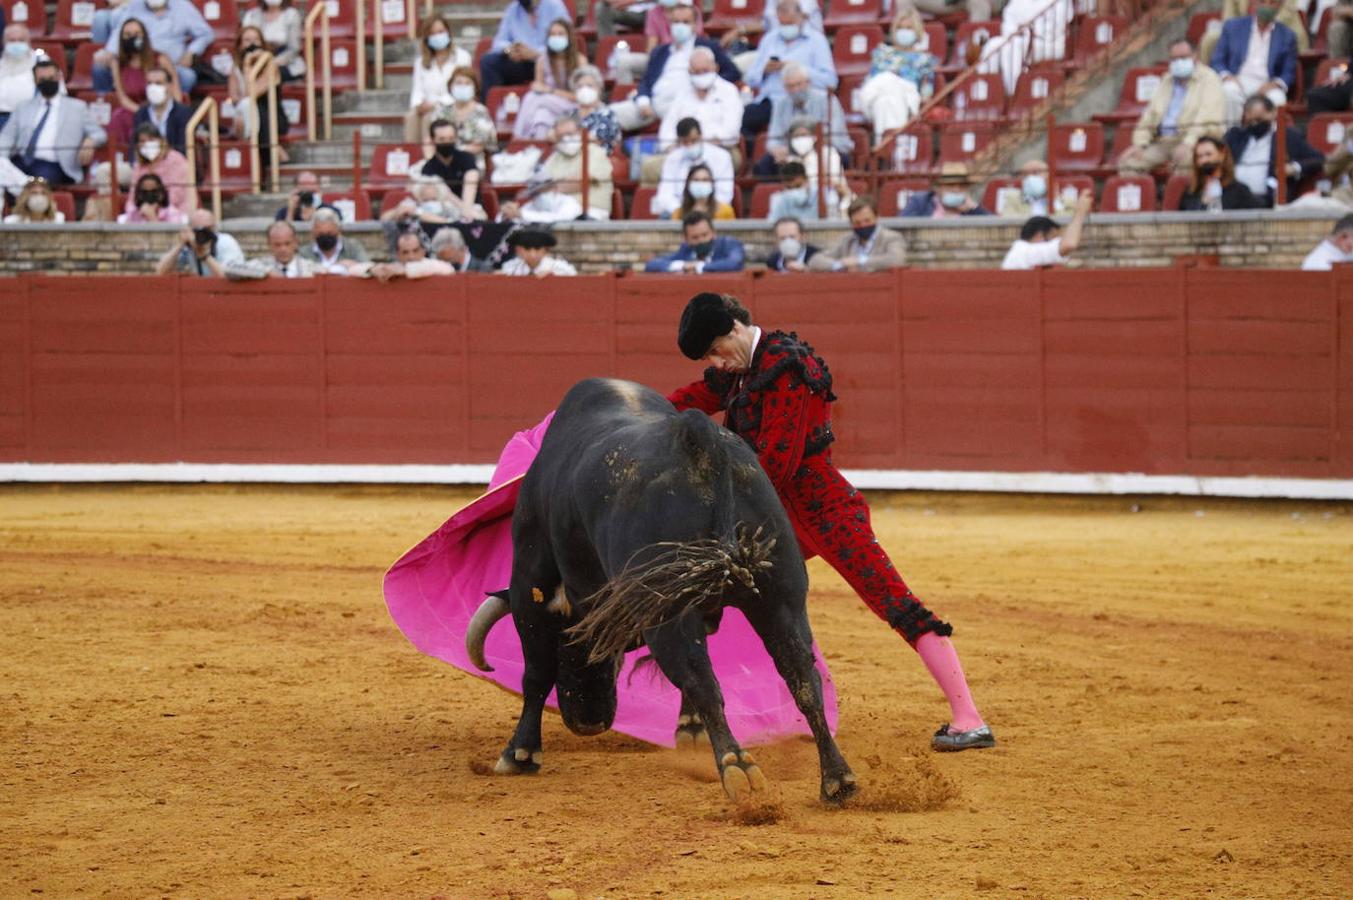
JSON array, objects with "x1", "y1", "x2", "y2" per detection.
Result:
[
  {"x1": 1209, "y1": 0, "x2": 1298, "y2": 126},
  {"x1": 131, "y1": 66, "x2": 193, "y2": 156},
  {"x1": 765, "y1": 216, "x2": 821, "y2": 272},
  {"x1": 0, "y1": 57, "x2": 106, "y2": 188},
  {"x1": 810, "y1": 196, "x2": 907, "y2": 272},
  {"x1": 300, "y1": 206, "x2": 371, "y2": 275},
  {"x1": 1118, "y1": 39, "x2": 1226, "y2": 177},
  {"x1": 645, "y1": 209, "x2": 746, "y2": 273},
  {"x1": 226, "y1": 221, "x2": 320, "y2": 280},
  {"x1": 1224, "y1": 94, "x2": 1323, "y2": 207}
]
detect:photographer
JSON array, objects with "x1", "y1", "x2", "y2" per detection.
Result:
[
  {"x1": 275, "y1": 170, "x2": 321, "y2": 222},
  {"x1": 155, "y1": 209, "x2": 244, "y2": 276}
]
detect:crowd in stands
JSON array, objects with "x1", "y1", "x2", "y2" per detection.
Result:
[{"x1": 4, "y1": 0, "x2": 1353, "y2": 273}]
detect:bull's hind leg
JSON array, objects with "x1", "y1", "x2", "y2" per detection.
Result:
[
  {"x1": 646, "y1": 613, "x2": 766, "y2": 801},
  {"x1": 741, "y1": 602, "x2": 857, "y2": 805},
  {"x1": 673, "y1": 694, "x2": 709, "y2": 750}
]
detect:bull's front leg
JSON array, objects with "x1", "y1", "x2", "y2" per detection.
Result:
[
  {"x1": 673, "y1": 693, "x2": 709, "y2": 749},
  {"x1": 495, "y1": 639, "x2": 556, "y2": 775}
]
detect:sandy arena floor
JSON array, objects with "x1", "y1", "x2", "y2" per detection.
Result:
[{"x1": 2, "y1": 485, "x2": 1351, "y2": 898}]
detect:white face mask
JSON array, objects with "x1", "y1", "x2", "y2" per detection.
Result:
[
  {"x1": 575, "y1": 85, "x2": 598, "y2": 106},
  {"x1": 690, "y1": 71, "x2": 717, "y2": 91},
  {"x1": 146, "y1": 0, "x2": 167, "y2": 10},
  {"x1": 1021, "y1": 174, "x2": 1047, "y2": 199},
  {"x1": 790, "y1": 135, "x2": 814, "y2": 156},
  {"x1": 778, "y1": 236, "x2": 802, "y2": 259},
  {"x1": 27, "y1": 193, "x2": 50, "y2": 214},
  {"x1": 547, "y1": 34, "x2": 570, "y2": 54},
  {"x1": 427, "y1": 31, "x2": 451, "y2": 51},
  {"x1": 145, "y1": 83, "x2": 168, "y2": 106},
  {"x1": 140, "y1": 140, "x2": 162, "y2": 160},
  {"x1": 264, "y1": 0, "x2": 283, "y2": 7},
  {"x1": 451, "y1": 82, "x2": 475, "y2": 102},
  {"x1": 4, "y1": 41, "x2": 31, "y2": 58},
  {"x1": 557, "y1": 135, "x2": 582, "y2": 156},
  {"x1": 687, "y1": 180, "x2": 713, "y2": 199},
  {"x1": 894, "y1": 28, "x2": 917, "y2": 48},
  {"x1": 670, "y1": 22, "x2": 693, "y2": 44},
  {"x1": 1169, "y1": 57, "x2": 1194, "y2": 80},
  {"x1": 779, "y1": 23, "x2": 801, "y2": 41},
  {"x1": 682, "y1": 142, "x2": 703, "y2": 161}
]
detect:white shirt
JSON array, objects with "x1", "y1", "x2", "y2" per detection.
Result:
[
  {"x1": 1301, "y1": 238, "x2": 1352, "y2": 271},
  {"x1": 0, "y1": 50, "x2": 36, "y2": 114},
  {"x1": 1002, "y1": 236, "x2": 1067, "y2": 270},
  {"x1": 273, "y1": 256, "x2": 309, "y2": 277},
  {"x1": 500, "y1": 255, "x2": 577, "y2": 276},
  {"x1": 1237, "y1": 22, "x2": 1274, "y2": 94},
  {"x1": 34, "y1": 97, "x2": 62, "y2": 162},
  {"x1": 651, "y1": 41, "x2": 695, "y2": 112},
  {"x1": 409, "y1": 48, "x2": 473, "y2": 109},
  {"x1": 311, "y1": 242, "x2": 351, "y2": 274},
  {"x1": 652, "y1": 142, "x2": 735, "y2": 217},
  {"x1": 1235, "y1": 130, "x2": 1273, "y2": 197},
  {"x1": 659, "y1": 77, "x2": 743, "y2": 149}
]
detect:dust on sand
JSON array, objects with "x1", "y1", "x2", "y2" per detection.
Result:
[{"x1": 2, "y1": 485, "x2": 1352, "y2": 898}]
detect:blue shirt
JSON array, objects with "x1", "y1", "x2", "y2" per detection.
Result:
[
  {"x1": 744, "y1": 28, "x2": 837, "y2": 102},
  {"x1": 1159, "y1": 78, "x2": 1188, "y2": 137},
  {"x1": 105, "y1": 0, "x2": 214, "y2": 61},
  {"x1": 490, "y1": 0, "x2": 572, "y2": 53}
]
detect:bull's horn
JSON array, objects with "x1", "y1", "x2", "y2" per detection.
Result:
[{"x1": 465, "y1": 591, "x2": 511, "y2": 672}]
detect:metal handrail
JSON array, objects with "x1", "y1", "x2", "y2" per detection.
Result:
[
  {"x1": 184, "y1": 95, "x2": 222, "y2": 221},
  {"x1": 244, "y1": 49, "x2": 282, "y2": 193},
  {"x1": 373, "y1": 0, "x2": 420, "y2": 89},
  {"x1": 304, "y1": 0, "x2": 333, "y2": 141}
]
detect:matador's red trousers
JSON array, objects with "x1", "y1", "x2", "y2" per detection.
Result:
[{"x1": 780, "y1": 455, "x2": 952, "y2": 645}]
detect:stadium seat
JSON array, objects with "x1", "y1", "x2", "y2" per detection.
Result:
[
  {"x1": 951, "y1": 72, "x2": 1005, "y2": 121},
  {"x1": 950, "y1": 20, "x2": 1000, "y2": 69},
  {"x1": 49, "y1": 0, "x2": 101, "y2": 43},
  {"x1": 1312, "y1": 57, "x2": 1351, "y2": 91},
  {"x1": 52, "y1": 191, "x2": 78, "y2": 220},
  {"x1": 32, "y1": 42, "x2": 70, "y2": 80},
  {"x1": 981, "y1": 176, "x2": 1019, "y2": 214},
  {"x1": 0, "y1": 0, "x2": 49, "y2": 36},
  {"x1": 833, "y1": 25, "x2": 885, "y2": 78},
  {"x1": 749, "y1": 182, "x2": 780, "y2": 218},
  {"x1": 1048, "y1": 121, "x2": 1104, "y2": 172},
  {"x1": 1307, "y1": 113, "x2": 1353, "y2": 155},
  {"x1": 324, "y1": 189, "x2": 374, "y2": 221},
  {"x1": 1009, "y1": 69, "x2": 1064, "y2": 116},
  {"x1": 879, "y1": 124, "x2": 934, "y2": 173},
  {"x1": 368, "y1": 143, "x2": 425, "y2": 186},
  {"x1": 211, "y1": 140, "x2": 256, "y2": 192},
  {"x1": 938, "y1": 123, "x2": 996, "y2": 165},
  {"x1": 65, "y1": 43, "x2": 101, "y2": 93},
  {"x1": 877, "y1": 177, "x2": 929, "y2": 216},
  {"x1": 593, "y1": 35, "x2": 628, "y2": 81},
  {"x1": 1185, "y1": 12, "x2": 1220, "y2": 49},
  {"x1": 837, "y1": 73, "x2": 868, "y2": 125},
  {"x1": 189, "y1": 0, "x2": 238, "y2": 42},
  {"x1": 1048, "y1": 173, "x2": 1093, "y2": 206},
  {"x1": 74, "y1": 91, "x2": 112, "y2": 128},
  {"x1": 1099, "y1": 175, "x2": 1156, "y2": 213},
  {"x1": 369, "y1": 0, "x2": 416, "y2": 39},
  {"x1": 706, "y1": 0, "x2": 763, "y2": 35},
  {"x1": 1162, "y1": 173, "x2": 1190, "y2": 211},
  {"x1": 479, "y1": 185, "x2": 499, "y2": 220},
  {"x1": 1074, "y1": 16, "x2": 1126, "y2": 64},
  {"x1": 1093, "y1": 66, "x2": 1166, "y2": 127},
  {"x1": 279, "y1": 87, "x2": 308, "y2": 141},
  {"x1": 824, "y1": 0, "x2": 883, "y2": 29},
  {"x1": 923, "y1": 22, "x2": 948, "y2": 62},
  {"x1": 473, "y1": 36, "x2": 494, "y2": 68},
  {"x1": 1105, "y1": 120, "x2": 1135, "y2": 164},
  {"x1": 380, "y1": 187, "x2": 413, "y2": 216},
  {"x1": 486, "y1": 85, "x2": 532, "y2": 137},
  {"x1": 629, "y1": 185, "x2": 658, "y2": 219}
]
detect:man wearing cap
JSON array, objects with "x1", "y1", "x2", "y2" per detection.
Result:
[
  {"x1": 666, "y1": 292, "x2": 996, "y2": 752},
  {"x1": 900, "y1": 162, "x2": 993, "y2": 218}
]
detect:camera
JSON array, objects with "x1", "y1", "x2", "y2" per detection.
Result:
[
  {"x1": 193, "y1": 227, "x2": 216, "y2": 246},
  {"x1": 298, "y1": 191, "x2": 316, "y2": 206}
]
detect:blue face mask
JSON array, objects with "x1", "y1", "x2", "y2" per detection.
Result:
[
  {"x1": 779, "y1": 23, "x2": 801, "y2": 41},
  {"x1": 1021, "y1": 174, "x2": 1047, "y2": 199},
  {"x1": 940, "y1": 191, "x2": 968, "y2": 209},
  {"x1": 783, "y1": 186, "x2": 809, "y2": 204},
  {"x1": 547, "y1": 34, "x2": 570, "y2": 53},
  {"x1": 427, "y1": 32, "x2": 451, "y2": 51},
  {"x1": 853, "y1": 224, "x2": 876, "y2": 242},
  {"x1": 670, "y1": 22, "x2": 693, "y2": 44}
]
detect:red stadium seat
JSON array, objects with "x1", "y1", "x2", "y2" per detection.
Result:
[
  {"x1": 1105, "y1": 120, "x2": 1135, "y2": 164},
  {"x1": 923, "y1": 22, "x2": 948, "y2": 61},
  {"x1": 369, "y1": 0, "x2": 417, "y2": 39},
  {"x1": 1074, "y1": 16, "x2": 1126, "y2": 65},
  {"x1": 833, "y1": 25, "x2": 884, "y2": 78},
  {"x1": 1307, "y1": 113, "x2": 1353, "y2": 155},
  {"x1": 837, "y1": 74, "x2": 868, "y2": 125},
  {"x1": 65, "y1": 43, "x2": 102, "y2": 93},
  {"x1": 950, "y1": 19, "x2": 1000, "y2": 68},
  {"x1": 368, "y1": 143, "x2": 425, "y2": 186},
  {"x1": 877, "y1": 177, "x2": 928, "y2": 216},
  {"x1": 211, "y1": 140, "x2": 256, "y2": 192},
  {"x1": 0, "y1": 0, "x2": 49, "y2": 36},
  {"x1": 323, "y1": 189, "x2": 374, "y2": 221},
  {"x1": 1099, "y1": 175, "x2": 1156, "y2": 213},
  {"x1": 1009, "y1": 69, "x2": 1064, "y2": 116},
  {"x1": 938, "y1": 123, "x2": 996, "y2": 165},
  {"x1": 278, "y1": 87, "x2": 309, "y2": 141},
  {"x1": 32, "y1": 42, "x2": 70, "y2": 79},
  {"x1": 74, "y1": 91, "x2": 113, "y2": 128},
  {"x1": 593, "y1": 35, "x2": 627, "y2": 79},
  {"x1": 380, "y1": 188, "x2": 413, "y2": 215},
  {"x1": 472, "y1": 36, "x2": 494, "y2": 68},
  {"x1": 189, "y1": 0, "x2": 239, "y2": 42},
  {"x1": 479, "y1": 185, "x2": 500, "y2": 220},
  {"x1": 1048, "y1": 121, "x2": 1104, "y2": 172},
  {"x1": 50, "y1": 0, "x2": 103, "y2": 43},
  {"x1": 1162, "y1": 173, "x2": 1190, "y2": 211},
  {"x1": 486, "y1": 85, "x2": 532, "y2": 137},
  {"x1": 824, "y1": 0, "x2": 883, "y2": 29},
  {"x1": 981, "y1": 176, "x2": 1019, "y2": 214},
  {"x1": 1048, "y1": 173, "x2": 1094, "y2": 207},
  {"x1": 1312, "y1": 57, "x2": 1351, "y2": 90},
  {"x1": 879, "y1": 124, "x2": 934, "y2": 173},
  {"x1": 1095, "y1": 66, "x2": 1167, "y2": 127},
  {"x1": 52, "y1": 191, "x2": 78, "y2": 220},
  {"x1": 749, "y1": 182, "x2": 780, "y2": 218},
  {"x1": 951, "y1": 72, "x2": 1005, "y2": 121},
  {"x1": 629, "y1": 185, "x2": 658, "y2": 219},
  {"x1": 706, "y1": 0, "x2": 762, "y2": 34},
  {"x1": 324, "y1": 39, "x2": 361, "y2": 90},
  {"x1": 1185, "y1": 12, "x2": 1220, "y2": 49}
]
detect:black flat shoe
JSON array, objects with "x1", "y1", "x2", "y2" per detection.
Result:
[{"x1": 932, "y1": 723, "x2": 996, "y2": 752}]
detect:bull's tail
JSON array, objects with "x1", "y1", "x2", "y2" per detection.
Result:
[{"x1": 565, "y1": 525, "x2": 778, "y2": 665}]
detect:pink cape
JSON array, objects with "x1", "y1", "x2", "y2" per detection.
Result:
[{"x1": 382, "y1": 414, "x2": 839, "y2": 748}]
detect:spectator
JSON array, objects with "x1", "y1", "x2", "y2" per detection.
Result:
[
  {"x1": 600, "y1": 0, "x2": 707, "y2": 86},
  {"x1": 901, "y1": 163, "x2": 993, "y2": 218},
  {"x1": 227, "y1": 220, "x2": 319, "y2": 279},
  {"x1": 907, "y1": 0, "x2": 992, "y2": 25},
  {"x1": 82, "y1": 164, "x2": 117, "y2": 222},
  {"x1": 1118, "y1": 39, "x2": 1226, "y2": 178},
  {"x1": 512, "y1": 17, "x2": 582, "y2": 140},
  {"x1": 429, "y1": 225, "x2": 493, "y2": 272},
  {"x1": 538, "y1": 113, "x2": 613, "y2": 220},
  {"x1": 658, "y1": 46, "x2": 742, "y2": 156},
  {"x1": 92, "y1": 0, "x2": 132, "y2": 46},
  {"x1": 1305, "y1": 57, "x2": 1353, "y2": 116},
  {"x1": 979, "y1": 0, "x2": 1072, "y2": 95},
  {"x1": 765, "y1": 215, "x2": 822, "y2": 271},
  {"x1": 479, "y1": 0, "x2": 572, "y2": 97},
  {"x1": 754, "y1": 61, "x2": 851, "y2": 177},
  {"x1": 571, "y1": 66, "x2": 621, "y2": 153},
  {"x1": 382, "y1": 175, "x2": 473, "y2": 225},
  {"x1": 652, "y1": 117, "x2": 734, "y2": 217},
  {"x1": 432, "y1": 67, "x2": 498, "y2": 164},
  {"x1": 118, "y1": 172, "x2": 186, "y2": 222},
  {"x1": 1209, "y1": 0, "x2": 1297, "y2": 126},
  {"x1": 107, "y1": 17, "x2": 183, "y2": 150},
  {"x1": 1178, "y1": 135, "x2": 1262, "y2": 211},
  {"x1": 421, "y1": 118, "x2": 483, "y2": 212},
  {"x1": 0, "y1": 58, "x2": 104, "y2": 191},
  {"x1": 992, "y1": 160, "x2": 1071, "y2": 217},
  {"x1": 132, "y1": 66, "x2": 192, "y2": 156},
  {"x1": 154, "y1": 208, "x2": 245, "y2": 276},
  {"x1": 501, "y1": 227, "x2": 578, "y2": 275},
  {"x1": 404, "y1": 16, "x2": 472, "y2": 145},
  {"x1": 241, "y1": 0, "x2": 307, "y2": 81},
  {"x1": 809, "y1": 196, "x2": 906, "y2": 271},
  {"x1": 366, "y1": 231, "x2": 446, "y2": 281},
  {"x1": 782, "y1": 118, "x2": 851, "y2": 216},
  {"x1": 276, "y1": 170, "x2": 321, "y2": 221},
  {"x1": 0, "y1": 24, "x2": 37, "y2": 132},
  {"x1": 714, "y1": 0, "x2": 822, "y2": 74},
  {"x1": 859, "y1": 8, "x2": 937, "y2": 144},
  {"x1": 127, "y1": 121, "x2": 195, "y2": 215},
  {"x1": 674, "y1": 162, "x2": 735, "y2": 221},
  {"x1": 230, "y1": 26, "x2": 290, "y2": 165},
  {"x1": 610, "y1": 3, "x2": 740, "y2": 131},
  {"x1": 301, "y1": 206, "x2": 371, "y2": 274},
  {"x1": 1301, "y1": 214, "x2": 1353, "y2": 270},
  {"x1": 3, "y1": 176, "x2": 64, "y2": 222},
  {"x1": 741, "y1": 0, "x2": 837, "y2": 142},
  {"x1": 1225, "y1": 94, "x2": 1323, "y2": 207},
  {"x1": 767, "y1": 161, "x2": 818, "y2": 221},
  {"x1": 1199, "y1": 0, "x2": 1307, "y2": 63},
  {"x1": 96, "y1": 0, "x2": 212, "y2": 95},
  {"x1": 644, "y1": 209, "x2": 746, "y2": 272},
  {"x1": 1000, "y1": 191, "x2": 1093, "y2": 270}
]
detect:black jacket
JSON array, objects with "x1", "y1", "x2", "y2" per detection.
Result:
[
  {"x1": 132, "y1": 102, "x2": 194, "y2": 157},
  {"x1": 1223, "y1": 124, "x2": 1324, "y2": 206},
  {"x1": 1179, "y1": 179, "x2": 1261, "y2": 211},
  {"x1": 765, "y1": 243, "x2": 822, "y2": 271}
]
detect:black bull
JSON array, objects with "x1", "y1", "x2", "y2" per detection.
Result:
[{"x1": 465, "y1": 378, "x2": 857, "y2": 804}]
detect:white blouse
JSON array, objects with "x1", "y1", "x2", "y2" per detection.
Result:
[{"x1": 409, "y1": 48, "x2": 474, "y2": 109}]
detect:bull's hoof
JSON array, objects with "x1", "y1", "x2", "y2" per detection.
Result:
[
  {"x1": 493, "y1": 747, "x2": 542, "y2": 775},
  {"x1": 718, "y1": 751, "x2": 768, "y2": 801},
  {"x1": 674, "y1": 713, "x2": 709, "y2": 751},
  {"x1": 821, "y1": 770, "x2": 858, "y2": 806}
]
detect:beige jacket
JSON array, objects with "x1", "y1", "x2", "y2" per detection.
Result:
[
  {"x1": 542, "y1": 143, "x2": 614, "y2": 216},
  {"x1": 1132, "y1": 64, "x2": 1226, "y2": 151},
  {"x1": 809, "y1": 227, "x2": 907, "y2": 272}
]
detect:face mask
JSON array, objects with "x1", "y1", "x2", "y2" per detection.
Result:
[
  {"x1": 778, "y1": 237, "x2": 802, "y2": 259},
  {"x1": 547, "y1": 34, "x2": 569, "y2": 53},
  {"x1": 124, "y1": 35, "x2": 145, "y2": 51},
  {"x1": 1247, "y1": 120, "x2": 1272, "y2": 139},
  {"x1": 264, "y1": 0, "x2": 283, "y2": 6},
  {"x1": 1198, "y1": 161, "x2": 1220, "y2": 176},
  {"x1": 36, "y1": 78, "x2": 59, "y2": 99},
  {"x1": 427, "y1": 32, "x2": 451, "y2": 51},
  {"x1": 434, "y1": 141, "x2": 457, "y2": 157},
  {"x1": 4, "y1": 41, "x2": 30, "y2": 58},
  {"x1": 1169, "y1": 57, "x2": 1194, "y2": 80},
  {"x1": 690, "y1": 71, "x2": 717, "y2": 91},
  {"x1": 1021, "y1": 174, "x2": 1047, "y2": 199},
  {"x1": 691, "y1": 239, "x2": 714, "y2": 257},
  {"x1": 790, "y1": 135, "x2": 814, "y2": 156},
  {"x1": 136, "y1": 190, "x2": 164, "y2": 206},
  {"x1": 894, "y1": 28, "x2": 917, "y2": 48},
  {"x1": 518, "y1": 0, "x2": 533, "y2": 10},
  {"x1": 146, "y1": 0, "x2": 167, "y2": 10},
  {"x1": 557, "y1": 135, "x2": 582, "y2": 156},
  {"x1": 688, "y1": 179, "x2": 713, "y2": 199},
  {"x1": 315, "y1": 233, "x2": 339, "y2": 252},
  {"x1": 779, "y1": 23, "x2": 801, "y2": 41},
  {"x1": 1256, "y1": 6, "x2": 1276, "y2": 25},
  {"x1": 451, "y1": 83, "x2": 475, "y2": 102},
  {"x1": 782, "y1": 186, "x2": 808, "y2": 204},
  {"x1": 243, "y1": 44, "x2": 263, "y2": 55},
  {"x1": 670, "y1": 22, "x2": 693, "y2": 44},
  {"x1": 27, "y1": 194, "x2": 50, "y2": 214},
  {"x1": 418, "y1": 200, "x2": 443, "y2": 215},
  {"x1": 787, "y1": 88, "x2": 808, "y2": 106},
  {"x1": 682, "y1": 142, "x2": 703, "y2": 161},
  {"x1": 853, "y1": 224, "x2": 876, "y2": 242},
  {"x1": 575, "y1": 85, "x2": 598, "y2": 106},
  {"x1": 145, "y1": 83, "x2": 168, "y2": 106},
  {"x1": 660, "y1": 0, "x2": 677, "y2": 7},
  {"x1": 140, "y1": 140, "x2": 162, "y2": 161},
  {"x1": 940, "y1": 191, "x2": 968, "y2": 209}
]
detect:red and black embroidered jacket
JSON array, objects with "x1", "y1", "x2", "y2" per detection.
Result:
[{"x1": 667, "y1": 330, "x2": 837, "y2": 492}]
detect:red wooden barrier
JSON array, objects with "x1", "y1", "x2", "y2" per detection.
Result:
[{"x1": 2, "y1": 270, "x2": 1351, "y2": 479}]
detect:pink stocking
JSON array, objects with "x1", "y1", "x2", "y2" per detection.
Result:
[{"x1": 913, "y1": 632, "x2": 985, "y2": 732}]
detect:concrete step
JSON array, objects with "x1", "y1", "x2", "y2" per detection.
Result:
[
  {"x1": 331, "y1": 114, "x2": 407, "y2": 143},
  {"x1": 333, "y1": 88, "x2": 408, "y2": 113}
]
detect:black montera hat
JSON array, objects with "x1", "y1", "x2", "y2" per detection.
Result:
[
  {"x1": 677, "y1": 292, "x2": 735, "y2": 360},
  {"x1": 508, "y1": 227, "x2": 557, "y2": 249}
]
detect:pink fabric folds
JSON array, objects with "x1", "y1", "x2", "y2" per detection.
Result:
[{"x1": 382, "y1": 413, "x2": 839, "y2": 748}]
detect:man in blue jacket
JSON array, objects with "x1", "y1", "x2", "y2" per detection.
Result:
[
  {"x1": 644, "y1": 210, "x2": 746, "y2": 273},
  {"x1": 131, "y1": 66, "x2": 193, "y2": 156},
  {"x1": 1209, "y1": 0, "x2": 1298, "y2": 126},
  {"x1": 1224, "y1": 93, "x2": 1323, "y2": 206}
]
